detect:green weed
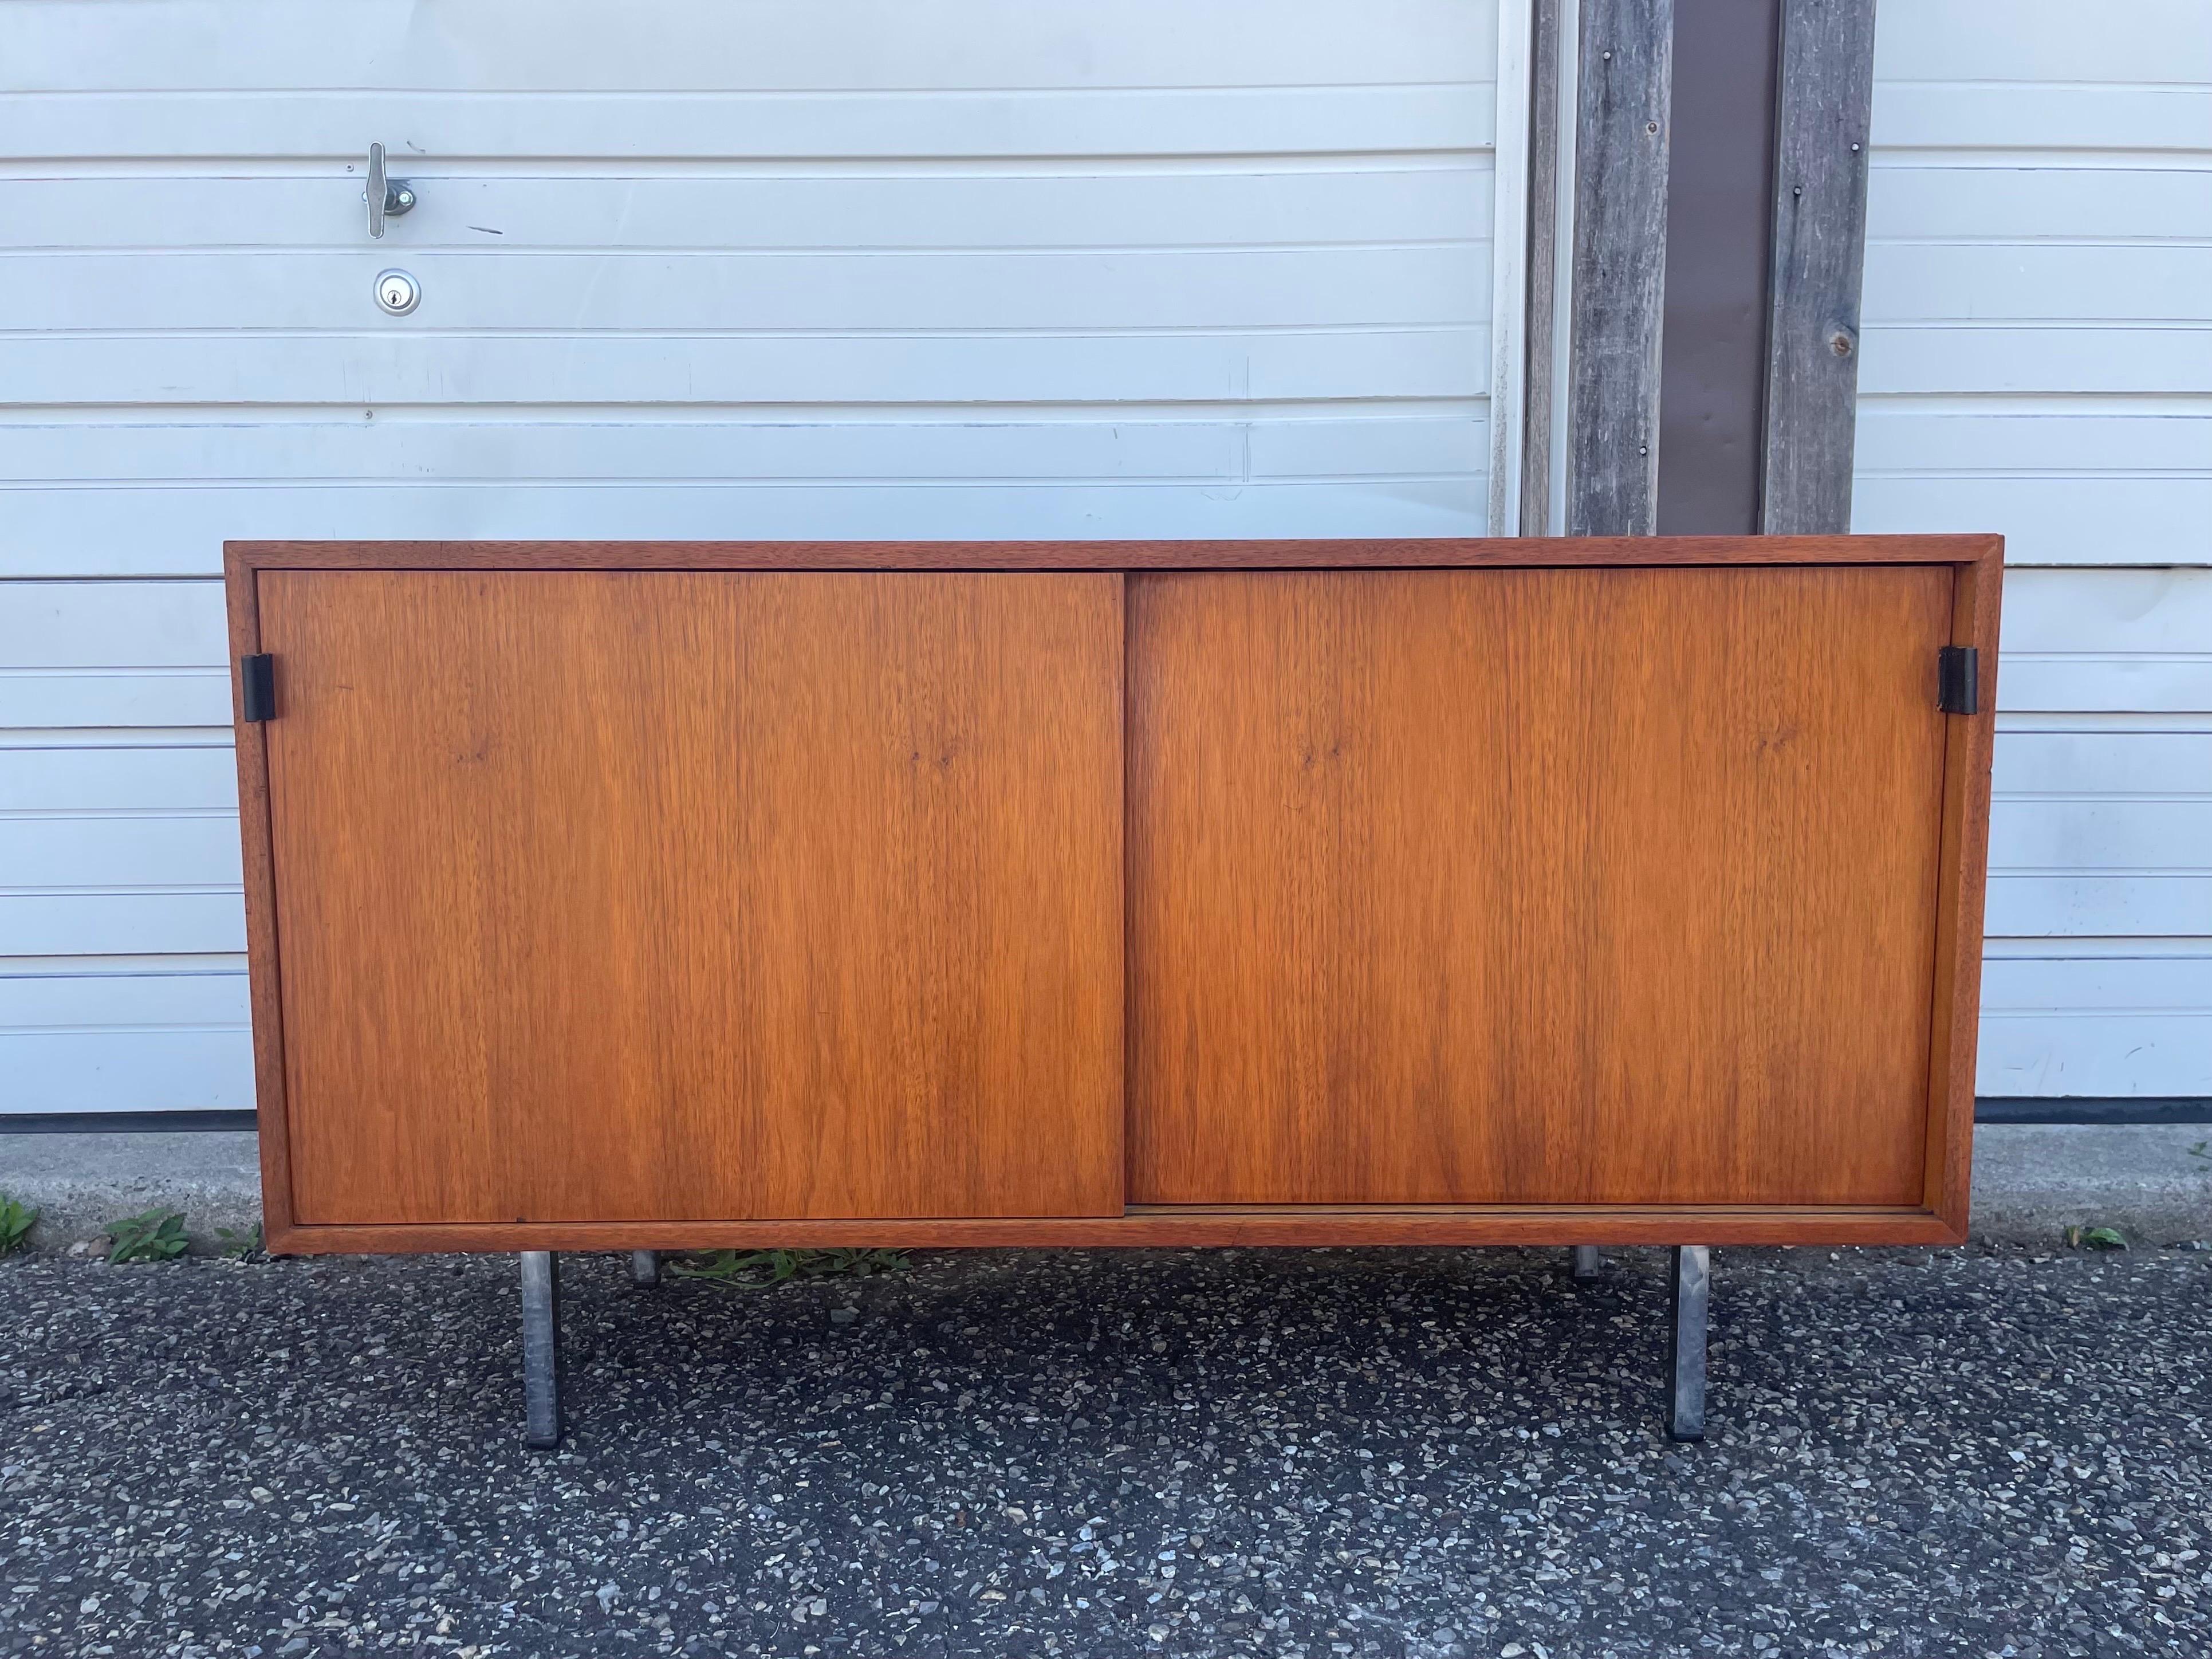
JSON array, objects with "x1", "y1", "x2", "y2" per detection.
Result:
[
  {"x1": 2064, "y1": 1224, "x2": 2127, "y2": 1251},
  {"x1": 105, "y1": 1208, "x2": 188, "y2": 1264},
  {"x1": 0, "y1": 1196, "x2": 36, "y2": 1256}
]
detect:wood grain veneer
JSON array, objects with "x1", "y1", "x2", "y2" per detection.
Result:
[
  {"x1": 1127, "y1": 565, "x2": 1953, "y2": 1208},
  {"x1": 254, "y1": 569, "x2": 1124, "y2": 1224}
]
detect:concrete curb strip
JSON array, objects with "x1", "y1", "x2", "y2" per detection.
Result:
[
  {"x1": 1966, "y1": 1123, "x2": 2212, "y2": 1248},
  {"x1": 1, "y1": 1132, "x2": 262, "y2": 1252},
  {"x1": 2, "y1": 1125, "x2": 2207, "y2": 1253}
]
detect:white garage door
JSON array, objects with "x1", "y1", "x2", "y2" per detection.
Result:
[
  {"x1": 1856, "y1": 0, "x2": 2212, "y2": 1098},
  {"x1": 0, "y1": 0, "x2": 1506, "y2": 1114}
]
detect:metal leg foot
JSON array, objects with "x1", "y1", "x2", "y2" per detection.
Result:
[
  {"x1": 520, "y1": 1251, "x2": 564, "y2": 1449},
  {"x1": 1666, "y1": 1245, "x2": 1709, "y2": 1442},
  {"x1": 1571, "y1": 1245, "x2": 1602, "y2": 1280},
  {"x1": 629, "y1": 1249, "x2": 660, "y2": 1288}
]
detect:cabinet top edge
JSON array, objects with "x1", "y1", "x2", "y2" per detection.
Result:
[{"x1": 225, "y1": 534, "x2": 2003, "y2": 577}]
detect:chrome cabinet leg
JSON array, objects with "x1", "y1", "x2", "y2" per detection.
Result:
[
  {"x1": 1571, "y1": 1245, "x2": 1602, "y2": 1280},
  {"x1": 519, "y1": 1251, "x2": 563, "y2": 1449},
  {"x1": 1666, "y1": 1245, "x2": 1709, "y2": 1442},
  {"x1": 629, "y1": 1249, "x2": 660, "y2": 1287}
]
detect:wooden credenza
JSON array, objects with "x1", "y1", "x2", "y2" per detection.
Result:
[
  {"x1": 230, "y1": 536, "x2": 1997, "y2": 1258},
  {"x1": 230, "y1": 536, "x2": 1998, "y2": 1441}
]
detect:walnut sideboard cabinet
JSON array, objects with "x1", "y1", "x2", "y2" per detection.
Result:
[{"x1": 226, "y1": 536, "x2": 2000, "y2": 1444}]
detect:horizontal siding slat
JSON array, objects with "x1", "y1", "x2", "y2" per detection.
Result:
[
  {"x1": 1982, "y1": 953, "x2": 2212, "y2": 1013},
  {"x1": 0, "y1": 413, "x2": 1488, "y2": 486},
  {"x1": 1996, "y1": 660, "x2": 2212, "y2": 716},
  {"x1": 1990, "y1": 801, "x2": 2212, "y2": 872},
  {"x1": 1861, "y1": 244, "x2": 2212, "y2": 325},
  {"x1": 0, "y1": 817, "x2": 242, "y2": 890},
  {"x1": 1857, "y1": 326, "x2": 2212, "y2": 398},
  {"x1": 0, "y1": 329, "x2": 1492, "y2": 411},
  {"x1": 0, "y1": 581, "x2": 227, "y2": 667},
  {"x1": 1872, "y1": 0, "x2": 2212, "y2": 83},
  {"x1": 5, "y1": 0, "x2": 1498, "y2": 93},
  {"x1": 1855, "y1": 408, "x2": 2212, "y2": 474},
  {"x1": 2002, "y1": 568, "x2": 2212, "y2": 652},
  {"x1": 0, "y1": 743, "x2": 236, "y2": 812},
  {"x1": 0, "y1": 966, "x2": 246, "y2": 1023},
  {"x1": 0, "y1": 88, "x2": 1498, "y2": 163},
  {"x1": 1865, "y1": 163, "x2": 2212, "y2": 243},
  {"x1": 1873, "y1": 85, "x2": 2212, "y2": 154},
  {"x1": 1986, "y1": 876, "x2": 2212, "y2": 939},
  {"x1": 1866, "y1": 163, "x2": 2212, "y2": 242},
  {"x1": 2, "y1": 168, "x2": 1497, "y2": 254},
  {"x1": 1995, "y1": 731, "x2": 2212, "y2": 796},
  {"x1": 0, "y1": 673, "x2": 233, "y2": 730},
  {"x1": 0, "y1": 247, "x2": 1493, "y2": 335},
  {"x1": 0, "y1": 893, "x2": 243, "y2": 956},
  {"x1": 0, "y1": 582, "x2": 230, "y2": 727},
  {"x1": 1978, "y1": 1013, "x2": 2212, "y2": 1097},
  {"x1": 0, "y1": 1028, "x2": 252, "y2": 1111}
]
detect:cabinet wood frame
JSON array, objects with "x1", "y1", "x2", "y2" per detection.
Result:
[{"x1": 227, "y1": 534, "x2": 2001, "y2": 1255}]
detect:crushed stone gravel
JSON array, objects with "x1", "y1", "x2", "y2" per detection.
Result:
[{"x1": 2, "y1": 1244, "x2": 2207, "y2": 1658}]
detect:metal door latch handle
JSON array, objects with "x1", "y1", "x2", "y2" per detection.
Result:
[{"x1": 367, "y1": 143, "x2": 416, "y2": 238}]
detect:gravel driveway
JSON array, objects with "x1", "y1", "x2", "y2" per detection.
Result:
[{"x1": 3, "y1": 1244, "x2": 2207, "y2": 1658}]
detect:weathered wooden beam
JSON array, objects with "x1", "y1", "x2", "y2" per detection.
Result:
[
  {"x1": 1761, "y1": 0, "x2": 1879, "y2": 534},
  {"x1": 1488, "y1": 0, "x2": 1536, "y2": 536},
  {"x1": 1565, "y1": 0, "x2": 1674, "y2": 537},
  {"x1": 1518, "y1": 0, "x2": 1564, "y2": 536}
]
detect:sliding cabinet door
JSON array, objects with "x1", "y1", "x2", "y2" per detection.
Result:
[
  {"x1": 1128, "y1": 565, "x2": 1954, "y2": 1207},
  {"x1": 259, "y1": 570, "x2": 1124, "y2": 1224}
]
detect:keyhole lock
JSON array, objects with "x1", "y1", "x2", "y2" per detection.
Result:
[{"x1": 375, "y1": 268, "x2": 422, "y2": 316}]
